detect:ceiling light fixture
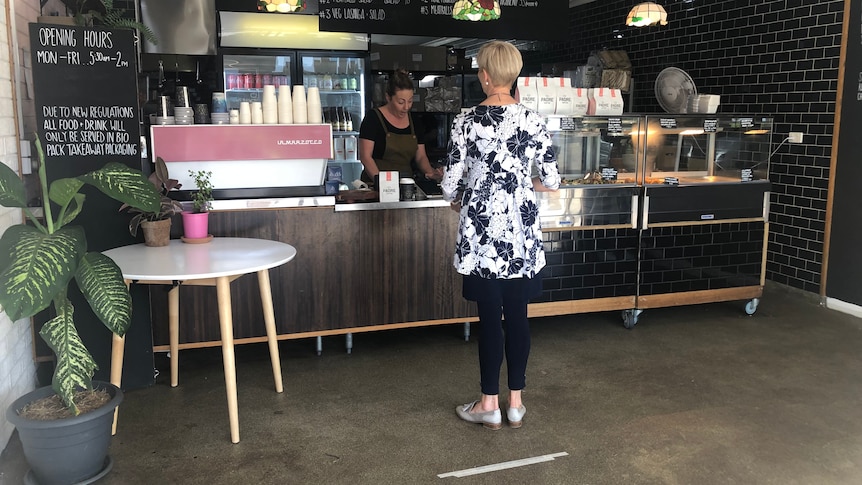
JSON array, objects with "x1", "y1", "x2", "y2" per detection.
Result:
[
  {"x1": 258, "y1": 0, "x2": 306, "y2": 13},
  {"x1": 452, "y1": 0, "x2": 501, "y2": 21},
  {"x1": 625, "y1": 2, "x2": 667, "y2": 27}
]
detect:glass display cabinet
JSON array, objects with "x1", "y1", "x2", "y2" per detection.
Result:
[
  {"x1": 639, "y1": 115, "x2": 773, "y2": 226},
  {"x1": 531, "y1": 115, "x2": 643, "y2": 321},
  {"x1": 536, "y1": 115, "x2": 643, "y2": 228},
  {"x1": 626, "y1": 115, "x2": 774, "y2": 328}
]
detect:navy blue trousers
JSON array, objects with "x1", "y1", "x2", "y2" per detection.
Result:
[{"x1": 464, "y1": 274, "x2": 541, "y2": 396}]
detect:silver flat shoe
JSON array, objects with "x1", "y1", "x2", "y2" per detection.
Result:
[
  {"x1": 507, "y1": 405, "x2": 526, "y2": 428},
  {"x1": 456, "y1": 401, "x2": 502, "y2": 430}
]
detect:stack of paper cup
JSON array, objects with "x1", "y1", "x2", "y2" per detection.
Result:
[
  {"x1": 229, "y1": 109, "x2": 240, "y2": 124},
  {"x1": 292, "y1": 85, "x2": 307, "y2": 124},
  {"x1": 239, "y1": 102, "x2": 251, "y2": 124},
  {"x1": 262, "y1": 85, "x2": 278, "y2": 124},
  {"x1": 278, "y1": 85, "x2": 293, "y2": 124},
  {"x1": 251, "y1": 101, "x2": 263, "y2": 124},
  {"x1": 306, "y1": 86, "x2": 322, "y2": 124}
]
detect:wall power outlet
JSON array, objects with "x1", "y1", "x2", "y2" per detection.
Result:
[{"x1": 789, "y1": 132, "x2": 804, "y2": 143}]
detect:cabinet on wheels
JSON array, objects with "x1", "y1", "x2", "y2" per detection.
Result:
[
  {"x1": 634, "y1": 115, "x2": 774, "y2": 325},
  {"x1": 532, "y1": 116, "x2": 643, "y2": 320}
]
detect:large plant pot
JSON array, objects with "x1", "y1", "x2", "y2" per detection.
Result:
[
  {"x1": 6, "y1": 382, "x2": 123, "y2": 485},
  {"x1": 181, "y1": 211, "x2": 210, "y2": 240},
  {"x1": 141, "y1": 218, "x2": 171, "y2": 247}
]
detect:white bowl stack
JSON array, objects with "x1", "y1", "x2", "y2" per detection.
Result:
[
  {"x1": 173, "y1": 106, "x2": 194, "y2": 125},
  {"x1": 687, "y1": 94, "x2": 720, "y2": 114}
]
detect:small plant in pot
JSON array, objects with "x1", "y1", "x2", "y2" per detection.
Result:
[
  {"x1": 0, "y1": 137, "x2": 160, "y2": 484},
  {"x1": 121, "y1": 156, "x2": 183, "y2": 247},
  {"x1": 181, "y1": 169, "x2": 214, "y2": 242}
]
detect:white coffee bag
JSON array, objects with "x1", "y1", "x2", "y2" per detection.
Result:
[{"x1": 515, "y1": 77, "x2": 538, "y2": 111}]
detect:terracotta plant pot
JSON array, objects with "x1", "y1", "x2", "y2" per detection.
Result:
[
  {"x1": 6, "y1": 382, "x2": 123, "y2": 485},
  {"x1": 181, "y1": 211, "x2": 210, "y2": 240},
  {"x1": 141, "y1": 218, "x2": 172, "y2": 247}
]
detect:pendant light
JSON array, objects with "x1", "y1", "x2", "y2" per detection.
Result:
[
  {"x1": 452, "y1": 0, "x2": 501, "y2": 21},
  {"x1": 625, "y1": 2, "x2": 667, "y2": 27},
  {"x1": 258, "y1": 0, "x2": 306, "y2": 13}
]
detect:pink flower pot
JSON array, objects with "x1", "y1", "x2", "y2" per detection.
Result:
[{"x1": 181, "y1": 211, "x2": 210, "y2": 240}]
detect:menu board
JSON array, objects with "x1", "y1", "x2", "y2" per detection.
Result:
[
  {"x1": 319, "y1": 0, "x2": 567, "y2": 41},
  {"x1": 29, "y1": 23, "x2": 155, "y2": 390},
  {"x1": 30, "y1": 23, "x2": 140, "y2": 182}
]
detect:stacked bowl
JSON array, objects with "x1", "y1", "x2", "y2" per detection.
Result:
[{"x1": 173, "y1": 106, "x2": 195, "y2": 125}]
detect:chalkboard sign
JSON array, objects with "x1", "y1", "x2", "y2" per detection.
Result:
[
  {"x1": 29, "y1": 23, "x2": 154, "y2": 390},
  {"x1": 319, "y1": 0, "x2": 568, "y2": 41},
  {"x1": 30, "y1": 23, "x2": 140, "y2": 180},
  {"x1": 826, "y1": 0, "x2": 862, "y2": 304}
]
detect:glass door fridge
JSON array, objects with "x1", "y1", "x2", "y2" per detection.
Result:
[{"x1": 219, "y1": 50, "x2": 367, "y2": 185}]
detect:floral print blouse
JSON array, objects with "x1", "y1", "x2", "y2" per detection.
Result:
[{"x1": 442, "y1": 104, "x2": 560, "y2": 279}]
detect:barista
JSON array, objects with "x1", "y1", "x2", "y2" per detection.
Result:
[{"x1": 358, "y1": 69, "x2": 443, "y2": 185}]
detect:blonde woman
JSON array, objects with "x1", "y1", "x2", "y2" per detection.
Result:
[{"x1": 443, "y1": 40, "x2": 560, "y2": 430}]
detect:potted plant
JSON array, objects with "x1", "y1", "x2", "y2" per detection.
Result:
[
  {"x1": 121, "y1": 156, "x2": 183, "y2": 247},
  {"x1": 0, "y1": 137, "x2": 160, "y2": 484},
  {"x1": 40, "y1": 1, "x2": 158, "y2": 45},
  {"x1": 73, "y1": 0, "x2": 158, "y2": 45},
  {"x1": 181, "y1": 169, "x2": 214, "y2": 242}
]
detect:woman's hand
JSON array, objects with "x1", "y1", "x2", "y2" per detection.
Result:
[
  {"x1": 449, "y1": 201, "x2": 462, "y2": 213},
  {"x1": 425, "y1": 167, "x2": 445, "y2": 181}
]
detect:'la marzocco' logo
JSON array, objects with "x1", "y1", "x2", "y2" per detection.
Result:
[{"x1": 277, "y1": 139, "x2": 323, "y2": 145}]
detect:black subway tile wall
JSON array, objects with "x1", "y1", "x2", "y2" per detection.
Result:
[
  {"x1": 639, "y1": 222, "x2": 764, "y2": 295},
  {"x1": 537, "y1": 228, "x2": 639, "y2": 302},
  {"x1": 527, "y1": 0, "x2": 841, "y2": 293}
]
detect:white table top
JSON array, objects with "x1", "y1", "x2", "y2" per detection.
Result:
[{"x1": 103, "y1": 237, "x2": 297, "y2": 281}]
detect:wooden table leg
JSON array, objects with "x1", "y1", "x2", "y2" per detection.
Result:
[
  {"x1": 216, "y1": 275, "x2": 240, "y2": 444},
  {"x1": 169, "y1": 284, "x2": 180, "y2": 388},
  {"x1": 110, "y1": 278, "x2": 131, "y2": 435},
  {"x1": 258, "y1": 269, "x2": 284, "y2": 393},
  {"x1": 109, "y1": 332, "x2": 125, "y2": 435}
]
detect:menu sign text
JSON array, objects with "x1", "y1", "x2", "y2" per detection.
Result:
[
  {"x1": 318, "y1": 0, "x2": 567, "y2": 40},
  {"x1": 30, "y1": 23, "x2": 140, "y2": 177}
]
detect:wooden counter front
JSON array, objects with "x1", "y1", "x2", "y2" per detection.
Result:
[{"x1": 150, "y1": 205, "x2": 477, "y2": 348}]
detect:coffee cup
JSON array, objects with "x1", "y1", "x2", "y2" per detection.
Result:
[{"x1": 399, "y1": 178, "x2": 416, "y2": 201}]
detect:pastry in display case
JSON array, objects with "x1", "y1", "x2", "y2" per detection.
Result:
[{"x1": 537, "y1": 115, "x2": 642, "y2": 228}]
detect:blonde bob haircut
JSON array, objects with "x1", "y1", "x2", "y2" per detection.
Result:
[{"x1": 476, "y1": 41, "x2": 523, "y2": 89}]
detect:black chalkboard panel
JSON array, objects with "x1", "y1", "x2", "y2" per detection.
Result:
[
  {"x1": 826, "y1": 0, "x2": 862, "y2": 304},
  {"x1": 319, "y1": 0, "x2": 568, "y2": 41},
  {"x1": 30, "y1": 23, "x2": 141, "y2": 181},
  {"x1": 29, "y1": 23, "x2": 154, "y2": 390}
]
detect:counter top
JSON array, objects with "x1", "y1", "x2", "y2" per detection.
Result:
[
  {"x1": 198, "y1": 196, "x2": 337, "y2": 211},
  {"x1": 334, "y1": 196, "x2": 450, "y2": 212},
  {"x1": 188, "y1": 195, "x2": 451, "y2": 212}
]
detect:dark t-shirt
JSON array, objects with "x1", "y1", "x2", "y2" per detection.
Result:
[{"x1": 358, "y1": 108, "x2": 425, "y2": 160}]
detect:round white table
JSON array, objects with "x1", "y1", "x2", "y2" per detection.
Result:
[{"x1": 104, "y1": 237, "x2": 297, "y2": 444}]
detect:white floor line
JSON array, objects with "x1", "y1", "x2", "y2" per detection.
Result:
[{"x1": 438, "y1": 452, "x2": 569, "y2": 478}]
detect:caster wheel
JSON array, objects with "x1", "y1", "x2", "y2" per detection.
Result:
[
  {"x1": 744, "y1": 298, "x2": 759, "y2": 316},
  {"x1": 621, "y1": 309, "x2": 641, "y2": 329}
]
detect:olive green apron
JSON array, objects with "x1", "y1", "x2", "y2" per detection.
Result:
[{"x1": 362, "y1": 108, "x2": 418, "y2": 183}]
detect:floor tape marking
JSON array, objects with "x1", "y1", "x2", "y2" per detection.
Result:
[{"x1": 438, "y1": 451, "x2": 569, "y2": 478}]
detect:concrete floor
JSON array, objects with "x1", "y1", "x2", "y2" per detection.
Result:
[{"x1": 3, "y1": 283, "x2": 862, "y2": 484}]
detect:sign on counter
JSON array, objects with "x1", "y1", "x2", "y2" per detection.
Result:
[
  {"x1": 30, "y1": 23, "x2": 140, "y2": 182},
  {"x1": 318, "y1": 0, "x2": 567, "y2": 41}
]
